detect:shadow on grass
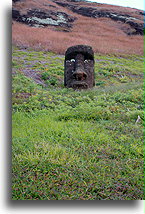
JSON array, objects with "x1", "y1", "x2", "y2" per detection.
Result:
[{"x1": 7, "y1": 199, "x2": 138, "y2": 208}]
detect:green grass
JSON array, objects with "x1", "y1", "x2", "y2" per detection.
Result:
[{"x1": 12, "y1": 46, "x2": 144, "y2": 200}]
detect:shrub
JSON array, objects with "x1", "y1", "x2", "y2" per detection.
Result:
[{"x1": 41, "y1": 71, "x2": 50, "y2": 80}]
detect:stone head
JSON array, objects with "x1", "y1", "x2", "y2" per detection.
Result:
[{"x1": 64, "y1": 45, "x2": 95, "y2": 89}]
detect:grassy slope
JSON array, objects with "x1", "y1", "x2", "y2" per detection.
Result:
[{"x1": 12, "y1": 46, "x2": 144, "y2": 200}]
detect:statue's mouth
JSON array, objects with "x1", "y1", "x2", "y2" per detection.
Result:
[{"x1": 72, "y1": 81, "x2": 88, "y2": 89}]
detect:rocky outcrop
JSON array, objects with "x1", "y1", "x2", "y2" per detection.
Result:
[
  {"x1": 54, "y1": 1, "x2": 144, "y2": 35},
  {"x1": 12, "y1": 8, "x2": 77, "y2": 31},
  {"x1": 12, "y1": 0, "x2": 144, "y2": 35}
]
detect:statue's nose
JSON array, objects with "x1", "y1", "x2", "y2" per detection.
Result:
[
  {"x1": 72, "y1": 53, "x2": 87, "y2": 81},
  {"x1": 73, "y1": 70, "x2": 87, "y2": 81}
]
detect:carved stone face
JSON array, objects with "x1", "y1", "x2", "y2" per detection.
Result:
[{"x1": 64, "y1": 45, "x2": 95, "y2": 89}]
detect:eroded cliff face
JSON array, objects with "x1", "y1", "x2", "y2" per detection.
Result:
[
  {"x1": 54, "y1": 0, "x2": 144, "y2": 35},
  {"x1": 12, "y1": 0, "x2": 144, "y2": 35},
  {"x1": 12, "y1": 8, "x2": 76, "y2": 32},
  {"x1": 12, "y1": 0, "x2": 77, "y2": 32}
]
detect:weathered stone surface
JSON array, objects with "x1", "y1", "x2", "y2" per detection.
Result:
[
  {"x1": 54, "y1": 1, "x2": 144, "y2": 35},
  {"x1": 64, "y1": 45, "x2": 95, "y2": 90},
  {"x1": 12, "y1": 8, "x2": 77, "y2": 30}
]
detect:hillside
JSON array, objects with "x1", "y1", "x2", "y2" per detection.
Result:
[{"x1": 12, "y1": 0, "x2": 144, "y2": 55}]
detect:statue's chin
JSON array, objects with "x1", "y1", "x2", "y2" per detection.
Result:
[{"x1": 72, "y1": 82, "x2": 88, "y2": 90}]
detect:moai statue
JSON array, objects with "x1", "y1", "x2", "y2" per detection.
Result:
[{"x1": 64, "y1": 45, "x2": 95, "y2": 89}]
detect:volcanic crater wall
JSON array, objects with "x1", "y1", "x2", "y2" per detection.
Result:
[
  {"x1": 12, "y1": 0, "x2": 144, "y2": 35},
  {"x1": 54, "y1": 0, "x2": 144, "y2": 35},
  {"x1": 12, "y1": 0, "x2": 144, "y2": 55}
]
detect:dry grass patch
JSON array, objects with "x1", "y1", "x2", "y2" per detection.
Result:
[{"x1": 12, "y1": 0, "x2": 144, "y2": 56}]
